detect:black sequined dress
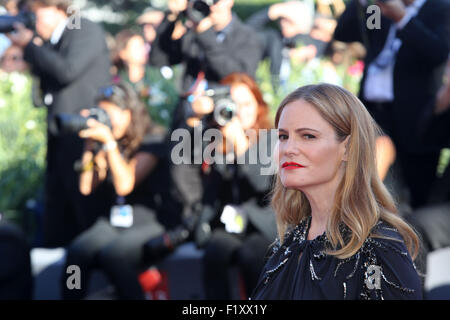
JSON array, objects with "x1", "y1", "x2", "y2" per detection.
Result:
[{"x1": 251, "y1": 216, "x2": 423, "y2": 300}]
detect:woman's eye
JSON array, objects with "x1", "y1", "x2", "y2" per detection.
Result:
[
  {"x1": 278, "y1": 134, "x2": 288, "y2": 141},
  {"x1": 303, "y1": 134, "x2": 316, "y2": 139}
]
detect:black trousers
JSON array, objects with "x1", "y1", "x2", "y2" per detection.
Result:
[
  {"x1": 61, "y1": 206, "x2": 165, "y2": 300},
  {"x1": 43, "y1": 133, "x2": 88, "y2": 248},
  {"x1": 0, "y1": 221, "x2": 33, "y2": 300},
  {"x1": 202, "y1": 229, "x2": 271, "y2": 299},
  {"x1": 404, "y1": 202, "x2": 450, "y2": 283}
]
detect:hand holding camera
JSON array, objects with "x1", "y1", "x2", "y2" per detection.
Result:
[
  {"x1": 6, "y1": 22, "x2": 33, "y2": 48},
  {"x1": 168, "y1": 0, "x2": 189, "y2": 16},
  {"x1": 376, "y1": 0, "x2": 406, "y2": 23},
  {"x1": 220, "y1": 116, "x2": 249, "y2": 157},
  {"x1": 75, "y1": 109, "x2": 114, "y2": 176},
  {"x1": 169, "y1": 0, "x2": 221, "y2": 33},
  {"x1": 362, "y1": 0, "x2": 406, "y2": 23},
  {"x1": 78, "y1": 116, "x2": 115, "y2": 146}
]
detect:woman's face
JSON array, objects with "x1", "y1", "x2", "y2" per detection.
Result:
[
  {"x1": 277, "y1": 99, "x2": 348, "y2": 191},
  {"x1": 0, "y1": 45, "x2": 27, "y2": 73},
  {"x1": 120, "y1": 35, "x2": 148, "y2": 66},
  {"x1": 230, "y1": 83, "x2": 258, "y2": 130},
  {"x1": 99, "y1": 101, "x2": 131, "y2": 140}
]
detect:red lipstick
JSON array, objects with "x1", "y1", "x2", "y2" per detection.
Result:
[{"x1": 282, "y1": 162, "x2": 305, "y2": 170}]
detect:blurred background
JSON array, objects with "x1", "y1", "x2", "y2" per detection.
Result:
[{"x1": 0, "y1": 0, "x2": 449, "y2": 300}]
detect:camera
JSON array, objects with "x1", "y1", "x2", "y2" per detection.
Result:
[
  {"x1": 282, "y1": 37, "x2": 297, "y2": 49},
  {"x1": 50, "y1": 107, "x2": 112, "y2": 136},
  {"x1": 203, "y1": 85, "x2": 237, "y2": 127},
  {"x1": 0, "y1": 10, "x2": 35, "y2": 33},
  {"x1": 179, "y1": 0, "x2": 219, "y2": 24}
]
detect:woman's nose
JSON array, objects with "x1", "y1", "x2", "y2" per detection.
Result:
[{"x1": 281, "y1": 137, "x2": 301, "y2": 157}]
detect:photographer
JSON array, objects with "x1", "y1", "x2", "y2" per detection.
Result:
[
  {"x1": 112, "y1": 28, "x2": 179, "y2": 128},
  {"x1": 6, "y1": 0, "x2": 111, "y2": 246},
  {"x1": 188, "y1": 73, "x2": 277, "y2": 299},
  {"x1": 246, "y1": 0, "x2": 334, "y2": 85},
  {"x1": 246, "y1": 1, "x2": 318, "y2": 78},
  {"x1": 61, "y1": 83, "x2": 182, "y2": 300},
  {"x1": 334, "y1": 0, "x2": 450, "y2": 209},
  {"x1": 150, "y1": 0, "x2": 263, "y2": 130},
  {"x1": 148, "y1": 0, "x2": 264, "y2": 233}
]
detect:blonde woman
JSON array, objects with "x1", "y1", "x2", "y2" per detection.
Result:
[{"x1": 251, "y1": 83, "x2": 422, "y2": 300}]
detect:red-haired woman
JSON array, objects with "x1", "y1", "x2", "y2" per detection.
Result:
[{"x1": 192, "y1": 73, "x2": 277, "y2": 299}]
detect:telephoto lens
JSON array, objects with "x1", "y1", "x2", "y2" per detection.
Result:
[
  {"x1": 51, "y1": 107, "x2": 112, "y2": 136},
  {"x1": 0, "y1": 11, "x2": 35, "y2": 33}
]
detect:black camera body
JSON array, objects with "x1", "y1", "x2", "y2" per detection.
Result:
[
  {"x1": 282, "y1": 37, "x2": 297, "y2": 49},
  {"x1": 180, "y1": 0, "x2": 219, "y2": 24},
  {"x1": 0, "y1": 10, "x2": 35, "y2": 33},
  {"x1": 51, "y1": 107, "x2": 112, "y2": 136},
  {"x1": 203, "y1": 85, "x2": 237, "y2": 128}
]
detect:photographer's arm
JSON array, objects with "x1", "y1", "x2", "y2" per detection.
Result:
[
  {"x1": 79, "y1": 143, "x2": 107, "y2": 195},
  {"x1": 150, "y1": 0, "x2": 189, "y2": 67},
  {"x1": 394, "y1": 1, "x2": 450, "y2": 67},
  {"x1": 219, "y1": 117, "x2": 249, "y2": 157},
  {"x1": 106, "y1": 148, "x2": 158, "y2": 197},
  {"x1": 149, "y1": 14, "x2": 184, "y2": 67},
  {"x1": 79, "y1": 150, "x2": 95, "y2": 195},
  {"x1": 22, "y1": 22, "x2": 106, "y2": 86},
  {"x1": 79, "y1": 119, "x2": 158, "y2": 196},
  {"x1": 333, "y1": 0, "x2": 365, "y2": 43}
]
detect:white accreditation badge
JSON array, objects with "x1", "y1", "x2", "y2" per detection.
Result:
[
  {"x1": 220, "y1": 205, "x2": 248, "y2": 234},
  {"x1": 110, "y1": 197, "x2": 133, "y2": 228}
]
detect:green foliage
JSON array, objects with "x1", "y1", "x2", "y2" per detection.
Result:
[
  {"x1": 144, "y1": 66, "x2": 180, "y2": 128},
  {"x1": 0, "y1": 72, "x2": 46, "y2": 217},
  {"x1": 437, "y1": 148, "x2": 450, "y2": 178},
  {"x1": 255, "y1": 53, "x2": 364, "y2": 121},
  {"x1": 136, "y1": 65, "x2": 182, "y2": 128}
]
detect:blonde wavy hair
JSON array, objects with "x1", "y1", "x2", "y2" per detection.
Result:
[{"x1": 272, "y1": 83, "x2": 420, "y2": 260}]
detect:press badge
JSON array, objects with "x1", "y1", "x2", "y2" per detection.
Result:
[
  {"x1": 110, "y1": 201, "x2": 133, "y2": 228},
  {"x1": 220, "y1": 205, "x2": 248, "y2": 234}
]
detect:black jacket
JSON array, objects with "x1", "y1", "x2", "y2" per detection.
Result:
[
  {"x1": 199, "y1": 140, "x2": 277, "y2": 242},
  {"x1": 24, "y1": 18, "x2": 111, "y2": 119},
  {"x1": 23, "y1": 18, "x2": 111, "y2": 172},
  {"x1": 252, "y1": 217, "x2": 422, "y2": 300},
  {"x1": 334, "y1": 0, "x2": 450, "y2": 152},
  {"x1": 150, "y1": 13, "x2": 263, "y2": 93}
]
